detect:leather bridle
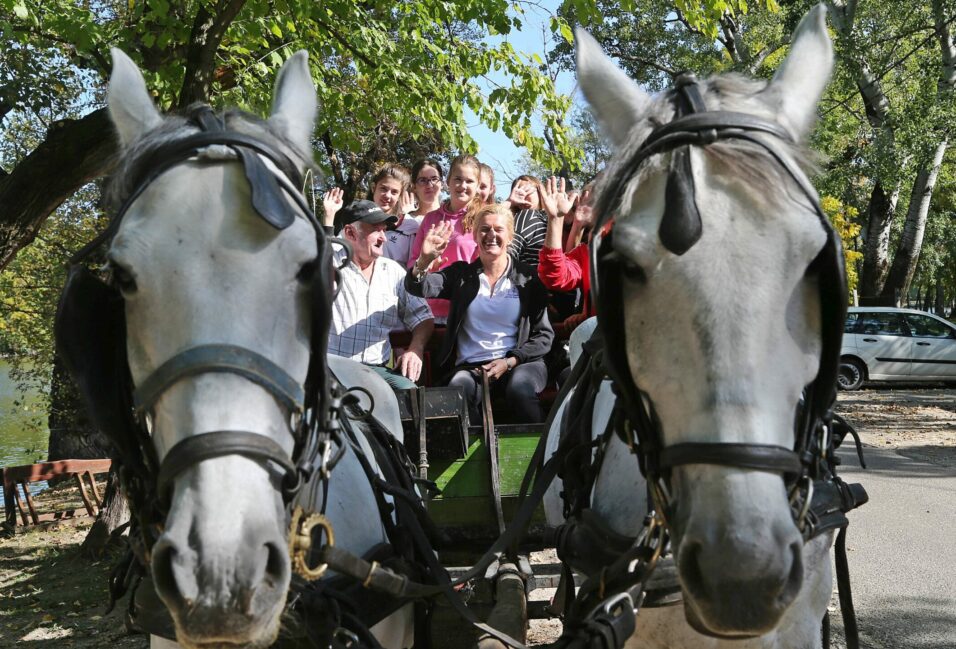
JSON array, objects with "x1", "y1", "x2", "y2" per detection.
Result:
[
  {"x1": 63, "y1": 106, "x2": 339, "y2": 525},
  {"x1": 589, "y1": 74, "x2": 849, "y2": 530}
]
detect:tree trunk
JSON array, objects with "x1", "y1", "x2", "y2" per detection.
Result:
[
  {"x1": 178, "y1": 0, "x2": 248, "y2": 107},
  {"x1": 881, "y1": 140, "x2": 949, "y2": 300},
  {"x1": 858, "y1": 181, "x2": 898, "y2": 296},
  {"x1": 859, "y1": 181, "x2": 899, "y2": 297},
  {"x1": 934, "y1": 281, "x2": 945, "y2": 315},
  {"x1": 0, "y1": 109, "x2": 117, "y2": 270},
  {"x1": 80, "y1": 470, "x2": 131, "y2": 557},
  {"x1": 831, "y1": 1, "x2": 906, "y2": 299}
]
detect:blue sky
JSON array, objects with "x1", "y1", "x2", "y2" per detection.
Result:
[{"x1": 466, "y1": 1, "x2": 580, "y2": 189}]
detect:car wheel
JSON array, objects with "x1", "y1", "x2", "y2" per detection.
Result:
[{"x1": 838, "y1": 358, "x2": 865, "y2": 391}]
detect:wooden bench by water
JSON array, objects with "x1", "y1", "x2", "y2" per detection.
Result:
[{"x1": 2, "y1": 458, "x2": 111, "y2": 528}]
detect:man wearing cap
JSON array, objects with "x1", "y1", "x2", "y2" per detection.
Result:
[{"x1": 329, "y1": 200, "x2": 434, "y2": 390}]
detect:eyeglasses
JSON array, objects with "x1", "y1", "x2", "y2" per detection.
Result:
[{"x1": 416, "y1": 177, "x2": 442, "y2": 186}]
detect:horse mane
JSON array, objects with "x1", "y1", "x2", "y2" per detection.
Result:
[
  {"x1": 105, "y1": 105, "x2": 317, "y2": 211},
  {"x1": 597, "y1": 73, "x2": 821, "y2": 214}
]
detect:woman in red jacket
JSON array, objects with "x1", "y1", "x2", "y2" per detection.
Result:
[
  {"x1": 537, "y1": 179, "x2": 596, "y2": 326},
  {"x1": 537, "y1": 179, "x2": 597, "y2": 387}
]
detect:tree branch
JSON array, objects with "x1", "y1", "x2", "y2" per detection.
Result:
[
  {"x1": 0, "y1": 109, "x2": 117, "y2": 270},
  {"x1": 605, "y1": 47, "x2": 678, "y2": 76},
  {"x1": 178, "y1": 0, "x2": 247, "y2": 107},
  {"x1": 321, "y1": 131, "x2": 346, "y2": 188},
  {"x1": 312, "y1": 15, "x2": 377, "y2": 69}
]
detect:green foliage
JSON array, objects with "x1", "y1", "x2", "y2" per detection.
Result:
[
  {"x1": 550, "y1": 0, "x2": 784, "y2": 90},
  {"x1": 519, "y1": 107, "x2": 610, "y2": 189},
  {"x1": 0, "y1": 184, "x2": 105, "y2": 422},
  {"x1": 821, "y1": 195, "x2": 863, "y2": 294},
  {"x1": 2, "y1": 0, "x2": 584, "y2": 180},
  {"x1": 670, "y1": 0, "x2": 779, "y2": 41},
  {"x1": 547, "y1": 0, "x2": 955, "y2": 304}
]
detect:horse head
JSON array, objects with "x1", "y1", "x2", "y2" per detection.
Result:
[
  {"x1": 576, "y1": 4, "x2": 840, "y2": 638},
  {"x1": 104, "y1": 49, "x2": 318, "y2": 647}
]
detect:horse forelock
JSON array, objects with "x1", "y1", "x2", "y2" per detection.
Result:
[
  {"x1": 105, "y1": 106, "x2": 317, "y2": 212},
  {"x1": 596, "y1": 72, "x2": 821, "y2": 221}
]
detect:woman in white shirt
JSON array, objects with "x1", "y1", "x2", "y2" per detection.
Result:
[{"x1": 405, "y1": 204, "x2": 553, "y2": 423}]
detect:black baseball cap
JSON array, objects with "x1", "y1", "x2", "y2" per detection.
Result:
[{"x1": 340, "y1": 200, "x2": 398, "y2": 226}]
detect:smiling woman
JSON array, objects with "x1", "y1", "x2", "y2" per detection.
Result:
[{"x1": 406, "y1": 203, "x2": 554, "y2": 424}]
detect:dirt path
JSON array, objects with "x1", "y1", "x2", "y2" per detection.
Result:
[
  {"x1": 2, "y1": 388, "x2": 953, "y2": 647},
  {"x1": 836, "y1": 386, "x2": 956, "y2": 469},
  {"x1": 0, "y1": 521, "x2": 147, "y2": 647}
]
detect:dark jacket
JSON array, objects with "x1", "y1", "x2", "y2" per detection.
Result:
[{"x1": 405, "y1": 259, "x2": 554, "y2": 376}]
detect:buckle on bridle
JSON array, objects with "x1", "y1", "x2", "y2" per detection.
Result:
[
  {"x1": 602, "y1": 591, "x2": 636, "y2": 617},
  {"x1": 789, "y1": 475, "x2": 814, "y2": 533}
]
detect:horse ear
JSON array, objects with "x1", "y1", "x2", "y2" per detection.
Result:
[
  {"x1": 269, "y1": 50, "x2": 317, "y2": 152},
  {"x1": 108, "y1": 48, "x2": 163, "y2": 147},
  {"x1": 762, "y1": 4, "x2": 834, "y2": 139},
  {"x1": 575, "y1": 28, "x2": 651, "y2": 148}
]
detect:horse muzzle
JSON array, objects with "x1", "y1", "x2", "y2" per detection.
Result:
[{"x1": 669, "y1": 469, "x2": 806, "y2": 637}]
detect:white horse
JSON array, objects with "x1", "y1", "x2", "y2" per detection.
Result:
[
  {"x1": 545, "y1": 6, "x2": 842, "y2": 648},
  {"x1": 99, "y1": 50, "x2": 414, "y2": 648}
]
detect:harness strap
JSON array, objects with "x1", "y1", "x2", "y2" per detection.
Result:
[
  {"x1": 156, "y1": 431, "x2": 297, "y2": 502},
  {"x1": 133, "y1": 344, "x2": 305, "y2": 414},
  {"x1": 658, "y1": 442, "x2": 802, "y2": 474},
  {"x1": 481, "y1": 369, "x2": 507, "y2": 536},
  {"x1": 834, "y1": 527, "x2": 860, "y2": 649}
]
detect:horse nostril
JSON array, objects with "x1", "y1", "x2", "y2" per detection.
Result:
[
  {"x1": 781, "y1": 540, "x2": 804, "y2": 601},
  {"x1": 263, "y1": 540, "x2": 290, "y2": 589},
  {"x1": 151, "y1": 538, "x2": 197, "y2": 611},
  {"x1": 677, "y1": 539, "x2": 705, "y2": 597}
]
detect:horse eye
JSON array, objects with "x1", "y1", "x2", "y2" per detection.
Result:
[
  {"x1": 110, "y1": 263, "x2": 137, "y2": 293},
  {"x1": 296, "y1": 260, "x2": 318, "y2": 283},
  {"x1": 621, "y1": 261, "x2": 646, "y2": 283}
]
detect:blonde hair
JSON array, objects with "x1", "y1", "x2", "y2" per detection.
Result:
[{"x1": 470, "y1": 203, "x2": 515, "y2": 239}]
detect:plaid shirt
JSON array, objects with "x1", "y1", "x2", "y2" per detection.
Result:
[{"x1": 329, "y1": 247, "x2": 432, "y2": 365}]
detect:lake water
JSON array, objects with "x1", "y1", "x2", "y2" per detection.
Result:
[{"x1": 0, "y1": 359, "x2": 50, "y2": 501}]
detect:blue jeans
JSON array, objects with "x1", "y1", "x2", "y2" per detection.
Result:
[{"x1": 367, "y1": 364, "x2": 418, "y2": 390}]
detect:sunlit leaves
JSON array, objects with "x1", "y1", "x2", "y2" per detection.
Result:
[{"x1": 821, "y1": 195, "x2": 864, "y2": 293}]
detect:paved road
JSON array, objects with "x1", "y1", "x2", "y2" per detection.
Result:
[{"x1": 828, "y1": 443, "x2": 956, "y2": 649}]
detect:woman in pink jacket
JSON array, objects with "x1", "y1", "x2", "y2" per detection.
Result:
[{"x1": 407, "y1": 154, "x2": 482, "y2": 322}]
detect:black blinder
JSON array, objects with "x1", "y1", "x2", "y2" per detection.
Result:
[
  {"x1": 659, "y1": 146, "x2": 702, "y2": 256},
  {"x1": 54, "y1": 266, "x2": 156, "y2": 469},
  {"x1": 190, "y1": 106, "x2": 296, "y2": 231},
  {"x1": 236, "y1": 146, "x2": 296, "y2": 230}
]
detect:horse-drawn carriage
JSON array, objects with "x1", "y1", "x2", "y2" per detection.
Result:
[{"x1": 54, "y1": 5, "x2": 870, "y2": 649}]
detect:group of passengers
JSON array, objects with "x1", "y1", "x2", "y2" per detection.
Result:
[{"x1": 321, "y1": 154, "x2": 595, "y2": 425}]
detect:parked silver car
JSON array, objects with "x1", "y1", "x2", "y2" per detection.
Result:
[{"x1": 838, "y1": 307, "x2": 956, "y2": 390}]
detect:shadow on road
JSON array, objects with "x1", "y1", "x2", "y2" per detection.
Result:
[
  {"x1": 837, "y1": 445, "x2": 956, "y2": 481},
  {"x1": 830, "y1": 594, "x2": 956, "y2": 649}
]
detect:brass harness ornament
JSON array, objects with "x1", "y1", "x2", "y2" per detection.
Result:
[{"x1": 288, "y1": 505, "x2": 336, "y2": 580}]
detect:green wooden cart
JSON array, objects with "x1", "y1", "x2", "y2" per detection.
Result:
[{"x1": 396, "y1": 387, "x2": 550, "y2": 560}]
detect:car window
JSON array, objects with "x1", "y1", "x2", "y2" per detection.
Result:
[
  {"x1": 905, "y1": 314, "x2": 955, "y2": 338},
  {"x1": 844, "y1": 313, "x2": 861, "y2": 334},
  {"x1": 857, "y1": 312, "x2": 906, "y2": 336}
]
